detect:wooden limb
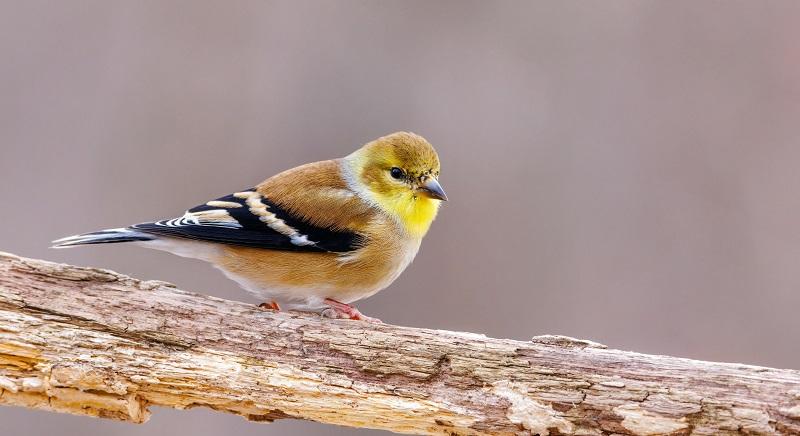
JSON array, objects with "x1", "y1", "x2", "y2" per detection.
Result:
[{"x1": 0, "y1": 251, "x2": 798, "y2": 435}]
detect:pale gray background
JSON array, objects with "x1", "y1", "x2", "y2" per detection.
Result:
[{"x1": 2, "y1": 1, "x2": 799, "y2": 435}]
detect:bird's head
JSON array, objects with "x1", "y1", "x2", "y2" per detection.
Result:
[{"x1": 345, "y1": 132, "x2": 447, "y2": 237}]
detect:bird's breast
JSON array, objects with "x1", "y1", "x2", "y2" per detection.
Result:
[{"x1": 339, "y1": 231, "x2": 422, "y2": 293}]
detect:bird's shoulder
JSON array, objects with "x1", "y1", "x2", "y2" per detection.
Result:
[{"x1": 256, "y1": 159, "x2": 377, "y2": 232}]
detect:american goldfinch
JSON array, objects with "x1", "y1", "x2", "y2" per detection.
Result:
[{"x1": 52, "y1": 132, "x2": 447, "y2": 322}]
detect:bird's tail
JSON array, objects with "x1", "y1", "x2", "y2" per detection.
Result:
[{"x1": 51, "y1": 228, "x2": 155, "y2": 248}]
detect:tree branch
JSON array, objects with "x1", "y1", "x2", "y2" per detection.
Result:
[{"x1": 0, "y1": 251, "x2": 798, "y2": 435}]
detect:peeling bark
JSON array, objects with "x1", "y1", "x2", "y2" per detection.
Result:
[{"x1": 0, "y1": 251, "x2": 799, "y2": 435}]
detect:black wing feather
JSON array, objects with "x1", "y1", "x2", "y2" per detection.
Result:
[{"x1": 131, "y1": 191, "x2": 361, "y2": 253}]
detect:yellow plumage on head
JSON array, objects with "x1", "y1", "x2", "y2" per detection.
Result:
[{"x1": 345, "y1": 132, "x2": 445, "y2": 238}]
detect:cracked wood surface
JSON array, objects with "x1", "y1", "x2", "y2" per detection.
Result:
[{"x1": 0, "y1": 251, "x2": 799, "y2": 435}]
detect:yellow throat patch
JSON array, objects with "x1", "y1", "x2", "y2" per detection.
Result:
[{"x1": 375, "y1": 191, "x2": 440, "y2": 238}]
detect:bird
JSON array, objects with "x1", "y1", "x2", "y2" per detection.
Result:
[{"x1": 52, "y1": 132, "x2": 447, "y2": 323}]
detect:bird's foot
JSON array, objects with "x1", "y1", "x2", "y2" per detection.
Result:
[
  {"x1": 323, "y1": 298, "x2": 382, "y2": 323},
  {"x1": 258, "y1": 300, "x2": 281, "y2": 311}
]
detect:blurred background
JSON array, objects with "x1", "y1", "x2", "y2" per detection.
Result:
[{"x1": 2, "y1": 1, "x2": 799, "y2": 434}]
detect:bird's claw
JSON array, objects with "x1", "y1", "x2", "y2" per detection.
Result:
[
  {"x1": 323, "y1": 298, "x2": 382, "y2": 323},
  {"x1": 258, "y1": 301, "x2": 281, "y2": 311}
]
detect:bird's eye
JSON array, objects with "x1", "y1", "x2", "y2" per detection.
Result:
[{"x1": 390, "y1": 167, "x2": 404, "y2": 179}]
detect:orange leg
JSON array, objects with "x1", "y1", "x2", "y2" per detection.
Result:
[
  {"x1": 323, "y1": 298, "x2": 382, "y2": 323},
  {"x1": 258, "y1": 300, "x2": 281, "y2": 311}
]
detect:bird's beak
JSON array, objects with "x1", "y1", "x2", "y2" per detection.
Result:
[{"x1": 418, "y1": 178, "x2": 448, "y2": 201}]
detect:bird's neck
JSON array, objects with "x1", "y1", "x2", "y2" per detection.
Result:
[
  {"x1": 340, "y1": 157, "x2": 440, "y2": 239},
  {"x1": 380, "y1": 193, "x2": 440, "y2": 238}
]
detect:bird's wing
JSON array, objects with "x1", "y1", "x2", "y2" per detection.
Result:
[{"x1": 131, "y1": 160, "x2": 373, "y2": 253}]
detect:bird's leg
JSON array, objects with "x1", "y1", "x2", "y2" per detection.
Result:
[
  {"x1": 323, "y1": 298, "x2": 382, "y2": 323},
  {"x1": 258, "y1": 300, "x2": 281, "y2": 311}
]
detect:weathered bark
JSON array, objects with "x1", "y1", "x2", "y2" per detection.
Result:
[{"x1": 0, "y1": 251, "x2": 798, "y2": 435}]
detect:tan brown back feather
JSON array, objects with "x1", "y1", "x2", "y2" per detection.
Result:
[{"x1": 256, "y1": 159, "x2": 376, "y2": 232}]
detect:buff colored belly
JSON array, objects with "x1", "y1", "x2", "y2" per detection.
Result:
[{"x1": 214, "y1": 237, "x2": 421, "y2": 310}]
